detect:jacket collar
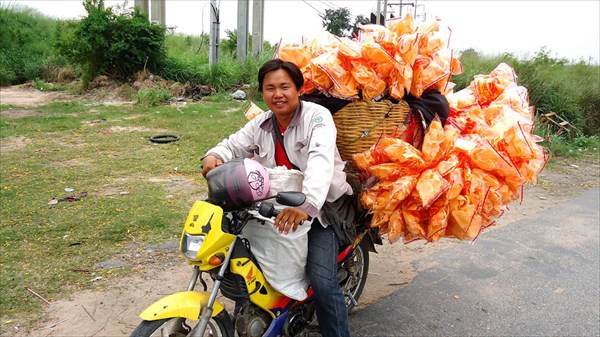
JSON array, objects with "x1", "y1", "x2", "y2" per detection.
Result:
[{"x1": 259, "y1": 101, "x2": 303, "y2": 132}]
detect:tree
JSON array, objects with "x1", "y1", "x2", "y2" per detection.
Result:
[
  {"x1": 320, "y1": 8, "x2": 372, "y2": 39},
  {"x1": 319, "y1": 8, "x2": 352, "y2": 38},
  {"x1": 351, "y1": 14, "x2": 371, "y2": 38}
]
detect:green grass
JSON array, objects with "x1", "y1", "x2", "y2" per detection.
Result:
[
  {"x1": 33, "y1": 79, "x2": 66, "y2": 91},
  {"x1": 0, "y1": 98, "x2": 249, "y2": 319}
]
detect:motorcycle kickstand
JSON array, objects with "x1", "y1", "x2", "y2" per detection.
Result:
[{"x1": 344, "y1": 290, "x2": 359, "y2": 307}]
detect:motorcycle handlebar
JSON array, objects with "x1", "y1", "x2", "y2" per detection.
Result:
[{"x1": 258, "y1": 202, "x2": 279, "y2": 218}]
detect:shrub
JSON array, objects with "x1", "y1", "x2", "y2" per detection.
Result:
[
  {"x1": 0, "y1": 5, "x2": 57, "y2": 85},
  {"x1": 55, "y1": 0, "x2": 166, "y2": 88}
]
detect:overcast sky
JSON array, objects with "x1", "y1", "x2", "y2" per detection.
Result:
[{"x1": 6, "y1": 0, "x2": 600, "y2": 63}]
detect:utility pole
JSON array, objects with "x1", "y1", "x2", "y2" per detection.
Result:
[
  {"x1": 382, "y1": 0, "x2": 388, "y2": 26},
  {"x1": 414, "y1": 0, "x2": 418, "y2": 17},
  {"x1": 252, "y1": 0, "x2": 264, "y2": 55},
  {"x1": 134, "y1": 0, "x2": 149, "y2": 16},
  {"x1": 237, "y1": 0, "x2": 249, "y2": 60},
  {"x1": 150, "y1": 0, "x2": 166, "y2": 26},
  {"x1": 209, "y1": 0, "x2": 220, "y2": 66},
  {"x1": 388, "y1": 1, "x2": 415, "y2": 18}
]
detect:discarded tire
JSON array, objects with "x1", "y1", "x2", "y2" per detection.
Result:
[{"x1": 149, "y1": 134, "x2": 180, "y2": 144}]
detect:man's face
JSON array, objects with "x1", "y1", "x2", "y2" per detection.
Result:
[{"x1": 262, "y1": 69, "x2": 300, "y2": 119}]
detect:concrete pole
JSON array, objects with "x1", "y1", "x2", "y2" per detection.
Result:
[
  {"x1": 252, "y1": 0, "x2": 264, "y2": 55},
  {"x1": 150, "y1": 0, "x2": 160, "y2": 24},
  {"x1": 209, "y1": 0, "x2": 220, "y2": 66},
  {"x1": 382, "y1": 0, "x2": 388, "y2": 26},
  {"x1": 160, "y1": 0, "x2": 166, "y2": 26},
  {"x1": 376, "y1": 0, "x2": 381, "y2": 25},
  {"x1": 134, "y1": 0, "x2": 149, "y2": 16},
  {"x1": 237, "y1": 0, "x2": 249, "y2": 60},
  {"x1": 399, "y1": 0, "x2": 402, "y2": 17}
]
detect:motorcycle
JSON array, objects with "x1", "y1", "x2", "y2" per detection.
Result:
[{"x1": 130, "y1": 160, "x2": 380, "y2": 337}]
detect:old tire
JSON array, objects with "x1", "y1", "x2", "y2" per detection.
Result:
[{"x1": 149, "y1": 134, "x2": 180, "y2": 144}]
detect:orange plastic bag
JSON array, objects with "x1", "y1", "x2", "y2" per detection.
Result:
[{"x1": 416, "y1": 168, "x2": 450, "y2": 208}]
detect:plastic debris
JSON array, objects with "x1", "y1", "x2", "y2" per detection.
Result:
[
  {"x1": 48, "y1": 192, "x2": 88, "y2": 205},
  {"x1": 230, "y1": 89, "x2": 246, "y2": 100}
]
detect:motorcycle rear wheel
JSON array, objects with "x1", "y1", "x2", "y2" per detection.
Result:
[
  {"x1": 340, "y1": 238, "x2": 370, "y2": 312},
  {"x1": 130, "y1": 311, "x2": 234, "y2": 337}
]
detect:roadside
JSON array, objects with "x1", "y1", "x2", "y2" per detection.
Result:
[{"x1": 1, "y1": 85, "x2": 598, "y2": 337}]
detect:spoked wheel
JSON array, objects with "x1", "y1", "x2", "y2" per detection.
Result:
[
  {"x1": 130, "y1": 311, "x2": 234, "y2": 337},
  {"x1": 339, "y1": 238, "x2": 370, "y2": 312}
]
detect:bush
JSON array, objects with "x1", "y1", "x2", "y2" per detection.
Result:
[
  {"x1": 0, "y1": 5, "x2": 57, "y2": 85},
  {"x1": 55, "y1": 0, "x2": 166, "y2": 88}
]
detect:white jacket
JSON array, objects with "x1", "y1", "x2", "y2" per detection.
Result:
[{"x1": 205, "y1": 101, "x2": 353, "y2": 222}]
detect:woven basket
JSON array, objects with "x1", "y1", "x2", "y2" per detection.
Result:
[{"x1": 333, "y1": 100, "x2": 410, "y2": 161}]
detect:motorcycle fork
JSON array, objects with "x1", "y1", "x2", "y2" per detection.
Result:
[{"x1": 189, "y1": 238, "x2": 237, "y2": 337}]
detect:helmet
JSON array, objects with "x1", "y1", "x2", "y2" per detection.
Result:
[{"x1": 206, "y1": 158, "x2": 270, "y2": 211}]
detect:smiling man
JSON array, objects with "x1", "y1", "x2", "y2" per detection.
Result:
[{"x1": 201, "y1": 58, "x2": 353, "y2": 337}]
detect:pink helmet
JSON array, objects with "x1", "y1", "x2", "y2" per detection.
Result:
[{"x1": 206, "y1": 158, "x2": 270, "y2": 211}]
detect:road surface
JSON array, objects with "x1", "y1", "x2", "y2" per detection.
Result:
[{"x1": 350, "y1": 187, "x2": 600, "y2": 337}]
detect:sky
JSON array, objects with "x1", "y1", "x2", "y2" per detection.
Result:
[{"x1": 5, "y1": 0, "x2": 600, "y2": 63}]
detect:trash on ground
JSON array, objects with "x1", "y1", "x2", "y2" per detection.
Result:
[{"x1": 48, "y1": 192, "x2": 88, "y2": 205}]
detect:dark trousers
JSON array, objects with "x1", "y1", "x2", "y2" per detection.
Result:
[{"x1": 307, "y1": 220, "x2": 351, "y2": 337}]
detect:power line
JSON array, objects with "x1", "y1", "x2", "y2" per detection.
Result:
[
  {"x1": 301, "y1": 0, "x2": 324, "y2": 16},
  {"x1": 320, "y1": 0, "x2": 340, "y2": 10}
]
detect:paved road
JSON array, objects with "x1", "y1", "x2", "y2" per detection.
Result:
[{"x1": 350, "y1": 188, "x2": 600, "y2": 337}]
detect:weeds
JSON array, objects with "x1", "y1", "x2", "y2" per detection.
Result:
[
  {"x1": 33, "y1": 79, "x2": 65, "y2": 91},
  {"x1": 135, "y1": 86, "x2": 172, "y2": 107}
]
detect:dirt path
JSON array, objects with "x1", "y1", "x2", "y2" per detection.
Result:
[
  {"x1": 1, "y1": 85, "x2": 599, "y2": 337},
  {"x1": 0, "y1": 86, "x2": 76, "y2": 108}
]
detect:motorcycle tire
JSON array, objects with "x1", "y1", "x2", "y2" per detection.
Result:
[
  {"x1": 129, "y1": 311, "x2": 234, "y2": 337},
  {"x1": 340, "y1": 238, "x2": 370, "y2": 313}
]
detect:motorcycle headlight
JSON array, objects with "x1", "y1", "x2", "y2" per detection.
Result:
[{"x1": 181, "y1": 233, "x2": 205, "y2": 260}]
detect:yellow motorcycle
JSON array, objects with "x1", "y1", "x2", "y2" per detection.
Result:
[{"x1": 130, "y1": 158, "x2": 379, "y2": 337}]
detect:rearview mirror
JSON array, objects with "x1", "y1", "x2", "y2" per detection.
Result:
[{"x1": 275, "y1": 192, "x2": 306, "y2": 207}]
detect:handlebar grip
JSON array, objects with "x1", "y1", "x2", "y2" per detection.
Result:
[{"x1": 258, "y1": 203, "x2": 279, "y2": 218}]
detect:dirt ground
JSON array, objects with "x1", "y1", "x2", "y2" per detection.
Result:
[{"x1": 1, "y1": 85, "x2": 599, "y2": 337}]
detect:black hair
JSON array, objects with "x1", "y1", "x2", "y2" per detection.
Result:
[{"x1": 258, "y1": 58, "x2": 304, "y2": 92}]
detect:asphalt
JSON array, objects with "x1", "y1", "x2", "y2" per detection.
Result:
[{"x1": 350, "y1": 187, "x2": 600, "y2": 337}]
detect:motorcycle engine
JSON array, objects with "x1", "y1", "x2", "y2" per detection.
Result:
[{"x1": 235, "y1": 304, "x2": 272, "y2": 337}]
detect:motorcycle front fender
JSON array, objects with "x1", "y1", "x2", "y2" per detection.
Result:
[{"x1": 139, "y1": 291, "x2": 224, "y2": 321}]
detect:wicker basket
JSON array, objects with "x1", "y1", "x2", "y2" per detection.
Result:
[{"x1": 333, "y1": 100, "x2": 410, "y2": 161}]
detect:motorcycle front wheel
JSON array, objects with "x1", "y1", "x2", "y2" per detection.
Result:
[{"x1": 130, "y1": 311, "x2": 234, "y2": 337}]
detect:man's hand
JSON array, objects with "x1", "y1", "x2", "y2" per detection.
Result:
[
  {"x1": 201, "y1": 155, "x2": 223, "y2": 178},
  {"x1": 274, "y1": 207, "x2": 309, "y2": 235}
]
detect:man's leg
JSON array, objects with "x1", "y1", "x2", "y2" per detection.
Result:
[{"x1": 307, "y1": 220, "x2": 351, "y2": 337}]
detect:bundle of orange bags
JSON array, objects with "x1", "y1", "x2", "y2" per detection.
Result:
[
  {"x1": 353, "y1": 62, "x2": 548, "y2": 244},
  {"x1": 277, "y1": 13, "x2": 463, "y2": 100}
]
